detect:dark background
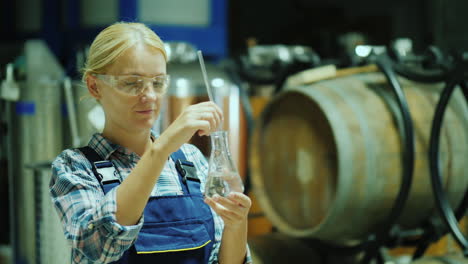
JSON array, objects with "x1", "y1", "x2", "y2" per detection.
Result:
[{"x1": 0, "y1": 0, "x2": 467, "y2": 69}]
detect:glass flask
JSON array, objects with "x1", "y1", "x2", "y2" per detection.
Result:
[{"x1": 204, "y1": 130, "x2": 244, "y2": 198}]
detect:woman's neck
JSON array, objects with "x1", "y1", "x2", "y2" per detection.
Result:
[{"x1": 102, "y1": 125, "x2": 152, "y2": 157}]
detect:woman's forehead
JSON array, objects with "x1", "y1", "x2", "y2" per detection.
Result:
[{"x1": 108, "y1": 45, "x2": 166, "y2": 76}]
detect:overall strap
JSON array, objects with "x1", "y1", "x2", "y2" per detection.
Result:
[
  {"x1": 170, "y1": 149, "x2": 201, "y2": 195},
  {"x1": 78, "y1": 146, "x2": 120, "y2": 194}
]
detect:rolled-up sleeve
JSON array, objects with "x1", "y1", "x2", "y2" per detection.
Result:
[{"x1": 50, "y1": 150, "x2": 143, "y2": 263}]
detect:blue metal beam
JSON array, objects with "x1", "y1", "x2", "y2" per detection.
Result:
[
  {"x1": 119, "y1": 0, "x2": 138, "y2": 21},
  {"x1": 42, "y1": 0, "x2": 62, "y2": 57},
  {"x1": 67, "y1": 0, "x2": 80, "y2": 29}
]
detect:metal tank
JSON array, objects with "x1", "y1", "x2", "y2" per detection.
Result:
[
  {"x1": 163, "y1": 42, "x2": 247, "y2": 178},
  {"x1": 7, "y1": 40, "x2": 65, "y2": 264}
]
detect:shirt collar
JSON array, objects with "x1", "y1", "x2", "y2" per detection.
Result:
[{"x1": 87, "y1": 130, "x2": 157, "y2": 160}]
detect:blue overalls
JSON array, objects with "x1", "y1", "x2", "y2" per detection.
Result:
[{"x1": 79, "y1": 146, "x2": 216, "y2": 264}]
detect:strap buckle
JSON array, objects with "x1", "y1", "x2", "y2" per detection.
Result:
[
  {"x1": 93, "y1": 161, "x2": 120, "y2": 185},
  {"x1": 175, "y1": 160, "x2": 200, "y2": 183}
]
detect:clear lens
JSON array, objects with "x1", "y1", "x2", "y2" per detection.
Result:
[
  {"x1": 117, "y1": 76, "x2": 143, "y2": 94},
  {"x1": 96, "y1": 74, "x2": 170, "y2": 96}
]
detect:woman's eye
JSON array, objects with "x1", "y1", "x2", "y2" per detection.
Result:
[
  {"x1": 122, "y1": 79, "x2": 143, "y2": 88},
  {"x1": 154, "y1": 81, "x2": 167, "y2": 92}
]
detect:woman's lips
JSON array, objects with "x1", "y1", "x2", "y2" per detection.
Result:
[{"x1": 136, "y1": 109, "x2": 154, "y2": 115}]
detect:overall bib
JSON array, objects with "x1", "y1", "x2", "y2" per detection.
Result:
[{"x1": 80, "y1": 147, "x2": 216, "y2": 264}]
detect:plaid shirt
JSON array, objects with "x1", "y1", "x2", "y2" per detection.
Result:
[{"x1": 50, "y1": 132, "x2": 251, "y2": 264}]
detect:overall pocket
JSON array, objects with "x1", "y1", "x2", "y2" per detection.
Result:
[{"x1": 134, "y1": 219, "x2": 212, "y2": 254}]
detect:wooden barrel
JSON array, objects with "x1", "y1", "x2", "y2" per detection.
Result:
[
  {"x1": 248, "y1": 96, "x2": 274, "y2": 237},
  {"x1": 411, "y1": 255, "x2": 468, "y2": 264},
  {"x1": 250, "y1": 72, "x2": 468, "y2": 244}
]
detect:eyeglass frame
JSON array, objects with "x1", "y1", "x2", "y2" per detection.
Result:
[{"x1": 92, "y1": 73, "x2": 171, "y2": 96}]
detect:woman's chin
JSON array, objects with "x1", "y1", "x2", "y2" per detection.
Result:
[
  {"x1": 127, "y1": 112, "x2": 159, "y2": 131},
  {"x1": 139, "y1": 118, "x2": 158, "y2": 129},
  {"x1": 131, "y1": 121, "x2": 155, "y2": 130}
]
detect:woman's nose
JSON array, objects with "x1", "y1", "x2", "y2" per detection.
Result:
[{"x1": 140, "y1": 83, "x2": 157, "y2": 102}]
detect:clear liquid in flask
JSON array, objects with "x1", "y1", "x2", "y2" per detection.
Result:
[{"x1": 204, "y1": 131, "x2": 244, "y2": 198}]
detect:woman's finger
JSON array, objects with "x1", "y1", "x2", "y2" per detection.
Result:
[
  {"x1": 203, "y1": 112, "x2": 217, "y2": 132},
  {"x1": 197, "y1": 113, "x2": 221, "y2": 135},
  {"x1": 226, "y1": 192, "x2": 252, "y2": 209},
  {"x1": 193, "y1": 102, "x2": 224, "y2": 122},
  {"x1": 204, "y1": 197, "x2": 239, "y2": 221},
  {"x1": 191, "y1": 120, "x2": 211, "y2": 136},
  {"x1": 212, "y1": 195, "x2": 247, "y2": 219},
  {"x1": 211, "y1": 103, "x2": 224, "y2": 125},
  {"x1": 212, "y1": 110, "x2": 222, "y2": 130},
  {"x1": 214, "y1": 195, "x2": 241, "y2": 210}
]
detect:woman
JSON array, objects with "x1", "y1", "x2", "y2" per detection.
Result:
[{"x1": 50, "y1": 22, "x2": 252, "y2": 264}]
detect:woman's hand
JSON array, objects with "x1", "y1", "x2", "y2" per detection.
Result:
[
  {"x1": 204, "y1": 192, "x2": 251, "y2": 231},
  {"x1": 206, "y1": 192, "x2": 251, "y2": 263},
  {"x1": 155, "y1": 101, "x2": 223, "y2": 155}
]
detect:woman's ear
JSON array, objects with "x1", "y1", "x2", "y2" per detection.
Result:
[{"x1": 86, "y1": 75, "x2": 101, "y2": 99}]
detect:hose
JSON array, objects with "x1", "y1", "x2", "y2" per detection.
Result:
[
  {"x1": 428, "y1": 67, "x2": 468, "y2": 256},
  {"x1": 360, "y1": 53, "x2": 416, "y2": 264}
]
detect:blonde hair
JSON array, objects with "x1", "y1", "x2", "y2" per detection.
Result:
[{"x1": 82, "y1": 22, "x2": 167, "y2": 83}]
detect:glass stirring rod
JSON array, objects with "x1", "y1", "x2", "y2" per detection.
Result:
[
  {"x1": 197, "y1": 50, "x2": 215, "y2": 102},
  {"x1": 197, "y1": 50, "x2": 221, "y2": 131}
]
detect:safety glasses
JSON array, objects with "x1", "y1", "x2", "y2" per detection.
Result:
[{"x1": 94, "y1": 74, "x2": 170, "y2": 96}]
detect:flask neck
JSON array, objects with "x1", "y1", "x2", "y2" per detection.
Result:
[{"x1": 210, "y1": 131, "x2": 230, "y2": 154}]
